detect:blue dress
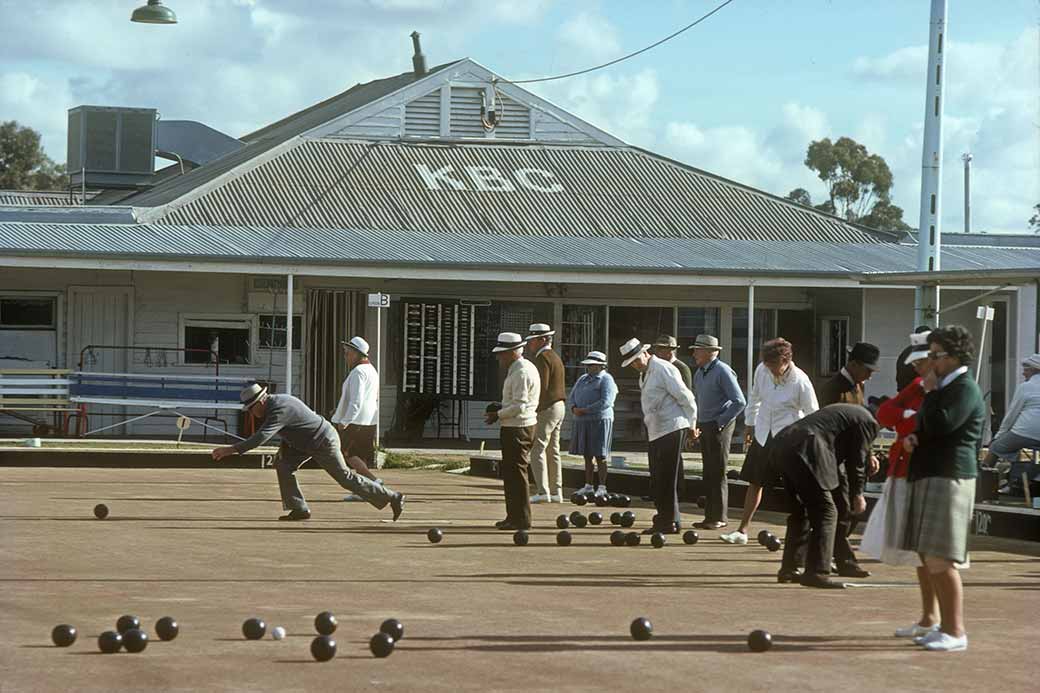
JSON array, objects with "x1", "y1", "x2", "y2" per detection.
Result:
[{"x1": 567, "y1": 371, "x2": 618, "y2": 459}]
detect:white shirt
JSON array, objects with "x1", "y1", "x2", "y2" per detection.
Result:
[
  {"x1": 498, "y1": 357, "x2": 540, "y2": 427},
  {"x1": 331, "y1": 362, "x2": 378, "y2": 426},
  {"x1": 744, "y1": 361, "x2": 819, "y2": 446},
  {"x1": 996, "y1": 374, "x2": 1040, "y2": 439},
  {"x1": 639, "y1": 356, "x2": 698, "y2": 442},
  {"x1": 938, "y1": 365, "x2": 969, "y2": 390}
]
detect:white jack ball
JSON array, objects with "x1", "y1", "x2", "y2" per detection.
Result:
[{"x1": 272, "y1": 626, "x2": 286, "y2": 640}]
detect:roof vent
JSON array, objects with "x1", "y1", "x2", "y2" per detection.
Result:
[
  {"x1": 410, "y1": 31, "x2": 427, "y2": 77},
  {"x1": 67, "y1": 105, "x2": 156, "y2": 189}
]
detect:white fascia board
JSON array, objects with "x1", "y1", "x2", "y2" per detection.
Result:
[{"x1": 0, "y1": 254, "x2": 864, "y2": 287}]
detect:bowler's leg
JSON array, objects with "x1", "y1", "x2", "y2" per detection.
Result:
[
  {"x1": 274, "y1": 446, "x2": 310, "y2": 512},
  {"x1": 314, "y1": 444, "x2": 397, "y2": 510}
]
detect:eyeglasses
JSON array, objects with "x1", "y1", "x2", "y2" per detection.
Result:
[{"x1": 927, "y1": 351, "x2": 948, "y2": 360}]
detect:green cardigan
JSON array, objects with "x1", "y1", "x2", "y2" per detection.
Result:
[{"x1": 908, "y1": 371, "x2": 985, "y2": 481}]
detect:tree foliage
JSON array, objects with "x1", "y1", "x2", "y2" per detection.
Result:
[
  {"x1": 0, "y1": 121, "x2": 66, "y2": 190},
  {"x1": 786, "y1": 136, "x2": 909, "y2": 232},
  {"x1": 1030, "y1": 203, "x2": 1040, "y2": 234}
]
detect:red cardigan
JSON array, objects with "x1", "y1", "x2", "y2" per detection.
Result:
[{"x1": 876, "y1": 377, "x2": 924, "y2": 479}]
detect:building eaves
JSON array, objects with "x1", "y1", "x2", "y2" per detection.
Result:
[{"x1": 2, "y1": 222, "x2": 1038, "y2": 278}]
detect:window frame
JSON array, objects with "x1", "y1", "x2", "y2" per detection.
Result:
[
  {"x1": 818, "y1": 315, "x2": 851, "y2": 376},
  {"x1": 0, "y1": 295, "x2": 58, "y2": 330},
  {"x1": 178, "y1": 313, "x2": 257, "y2": 366},
  {"x1": 257, "y1": 313, "x2": 303, "y2": 351}
]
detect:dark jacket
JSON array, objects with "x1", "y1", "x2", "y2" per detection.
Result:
[
  {"x1": 908, "y1": 371, "x2": 985, "y2": 481},
  {"x1": 817, "y1": 371, "x2": 865, "y2": 408},
  {"x1": 533, "y1": 347, "x2": 566, "y2": 412},
  {"x1": 770, "y1": 404, "x2": 879, "y2": 497},
  {"x1": 671, "y1": 357, "x2": 693, "y2": 390}
]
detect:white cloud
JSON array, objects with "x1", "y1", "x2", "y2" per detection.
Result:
[
  {"x1": 530, "y1": 68, "x2": 660, "y2": 148},
  {"x1": 853, "y1": 27, "x2": 1040, "y2": 233},
  {"x1": 557, "y1": 11, "x2": 621, "y2": 61}
]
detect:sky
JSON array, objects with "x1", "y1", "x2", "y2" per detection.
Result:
[{"x1": 0, "y1": 0, "x2": 1037, "y2": 234}]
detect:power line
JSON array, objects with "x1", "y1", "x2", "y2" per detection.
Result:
[{"x1": 499, "y1": 0, "x2": 738, "y2": 86}]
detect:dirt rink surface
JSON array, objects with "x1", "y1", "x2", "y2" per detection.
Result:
[{"x1": 1, "y1": 467, "x2": 1036, "y2": 692}]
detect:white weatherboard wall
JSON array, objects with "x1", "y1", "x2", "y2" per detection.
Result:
[{"x1": 0, "y1": 268, "x2": 303, "y2": 438}]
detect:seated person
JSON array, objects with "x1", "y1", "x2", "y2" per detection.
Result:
[{"x1": 982, "y1": 354, "x2": 1040, "y2": 496}]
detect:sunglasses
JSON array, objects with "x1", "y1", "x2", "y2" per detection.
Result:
[{"x1": 927, "y1": 351, "x2": 948, "y2": 361}]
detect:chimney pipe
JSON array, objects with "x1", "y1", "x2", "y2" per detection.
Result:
[{"x1": 411, "y1": 31, "x2": 427, "y2": 77}]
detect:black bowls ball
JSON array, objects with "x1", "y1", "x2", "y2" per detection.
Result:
[
  {"x1": 570, "y1": 513, "x2": 588, "y2": 529},
  {"x1": 757, "y1": 529, "x2": 773, "y2": 546},
  {"x1": 242, "y1": 617, "x2": 267, "y2": 640},
  {"x1": 97, "y1": 630, "x2": 122, "y2": 654},
  {"x1": 311, "y1": 635, "x2": 337, "y2": 662},
  {"x1": 625, "y1": 532, "x2": 641, "y2": 547},
  {"x1": 556, "y1": 514, "x2": 570, "y2": 529},
  {"x1": 513, "y1": 529, "x2": 530, "y2": 546},
  {"x1": 650, "y1": 532, "x2": 666, "y2": 549},
  {"x1": 51, "y1": 624, "x2": 77, "y2": 647},
  {"x1": 630, "y1": 617, "x2": 653, "y2": 641},
  {"x1": 427, "y1": 527, "x2": 444, "y2": 543},
  {"x1": 610, "y1": 530, "x2": 626, "y2": 546},
  {"x1": 116, "y1": 614, "x2": 140, "y2": 634},
  {"x1": 380, "y1": 618, "x2": 404, "y2": 642},
  {"x1": 571, "y1": 493, "x2": 588, "y2": 506},
  {"x1": 315, "y1": 611, "x2": 337, "y2": 636},
  {"x1": 556, "y1": 530, "x2": 573, "y2": 546},
  {"x1": 748, "y1": 629, "x2": 773, "y2": 652},
  {"x1": 593, "y1": 494, "x2": 610, "y2": 507},
  {"x1": 619, "y1": 511, "x2": 636, "y2": 528},
  {"x1": 766, "y1": 537, "x2": 783, "y2": 552},
  {"x1": 93, "y1": 503, "x2": 109, "y2": 520},
  {"x1": 369, "y1": 632, "x2": 395, "y2": 658},
  {"x1": 609, "y1": 512, "x2": 622, "y2": 525},
  {"x1": 155, "y1": 616, "x2": 179, "y2": 642},
  {"x1": 588, "y1": 512, "x2": 603, "y2": 525},
  {"x1": 682, "y1": 530, "x2": 700, "y2": 545},
  {"x1": 122, "y1": 629, "x2": 148, "y2": 653}
]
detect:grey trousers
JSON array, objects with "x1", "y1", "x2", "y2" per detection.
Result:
[{"x1": 275, "y1": 440, "x2": 394, "y2": 512}]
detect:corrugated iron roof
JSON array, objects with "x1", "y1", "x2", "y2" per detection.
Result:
[
  {"x1": 0, "y1": 190, "x2": 99, "y2": 206},
  {"x1": 148, "y1": 139, "x2": 893, "y2": 243},
  {"x1": 1, "y1": 221, "x2": 1036, "y2": 276},
  {"x1": 120, "y1": 61, "x2": 461, "y2": 209}
]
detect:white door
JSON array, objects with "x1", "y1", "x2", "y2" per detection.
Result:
[{"x1": 67, "y1": 286, "x2": 134, "y2": 433}]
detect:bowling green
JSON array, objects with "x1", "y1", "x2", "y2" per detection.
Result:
[{"x1": 0, "y1": 467, "x2": 1036, "y2": 692}]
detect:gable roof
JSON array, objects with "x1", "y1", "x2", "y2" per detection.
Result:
[
  {"x1": 143, "y1": 138, "x2": 893, "y2": 243},
  {"x1": 118, "y1": 60, "x2": 462, "y2": 209}
]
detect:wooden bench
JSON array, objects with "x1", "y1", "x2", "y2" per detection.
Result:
[
  {"x1": 69, "y1": 372, "x2": 251, "y2": 439},
  {"x1": 0, "y1": 369, "x2": 85, "y2": 435}
]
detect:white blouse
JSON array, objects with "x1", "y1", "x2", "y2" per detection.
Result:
[{"x1": 743, "y1": 361, "x2": 819, "y2": 446}]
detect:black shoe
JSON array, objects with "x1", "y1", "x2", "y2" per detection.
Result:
[
  {"x1": 390, "y1": 493, "x2": 405, "y2": 522},
  {"x1": 799, "y1": 573, "x2": 846, "y2": 589},
  {"x1": 278, "y1": 509, "x2": 311, "y2": 521},
  {"x1": 777, "y1": 569, "x2": 803, "y2": 584},
  {"x1": 835, "y1": 563, "x2": 871, "y2": 578},
  {"x1": 494, "y1": 518, "x2": 512, "y2": 529},
  {"x1": 496, "y1": 521, "x2": 530, "y2": 531},
  {"x1": 694, "y1": 521, "x2": 728, "y2": 530}
]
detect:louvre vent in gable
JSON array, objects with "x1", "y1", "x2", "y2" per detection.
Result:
[{"x1": 404, "y1": 89, "x2": 441, "y2": 137}]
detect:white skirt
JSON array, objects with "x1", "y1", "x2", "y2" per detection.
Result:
[{"x1": 861, "y1": 477, "x2": 921, "y2": 567}]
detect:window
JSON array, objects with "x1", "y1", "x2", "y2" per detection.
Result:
[
  {"x1": 560, "y1": 305, "x2": 606, "y2": 385},
  {"x1": 259, "y1": 314, "x2": 301, "y2": 350},
  {"x1": 677, "y1": 307, "x2": 721, "y2": 346},
  {"x1": 0, "y1": 297, "x2": 56, "y2": 329},
  {"x1": 819, "y1": 316, "x2": 850, "y2": 375},
  {"x1": 182, "y1": 317, "x2": 253, "y2": 365}
]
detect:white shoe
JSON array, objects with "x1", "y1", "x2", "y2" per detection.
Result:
[
  {"x1": 577, "y1": 484, "x2": 594, "y2": 494},
  {"x1": 914, "y1": 630, "x2": 944, "y2": 646},
  {"x1": 923, "y1": 633, "x2": 967, "y2": 652},
  {"x1": 720, "y1": 530, "x2": 748, "y2": 545},
  {"x1": 594, "y1": 485, "x2": 608, "y2": 498},
  {"x1": 374, "y1": 478, "x2": 384, "y2": 486},
  {"x1": 530, "y1": 494, "x2": 550, "y2": 504},
  {"x1": 342, "y1": 493, "x2": 364, "y2": 502},
  {"x1": 895, "y1": 623, "x2": 940, "y2": 638}
]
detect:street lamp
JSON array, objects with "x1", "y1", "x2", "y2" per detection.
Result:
[{"x1": 130, "y1": 0, "x2": 177, "y2": 24}]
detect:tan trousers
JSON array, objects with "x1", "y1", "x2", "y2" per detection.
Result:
[{"x1": 530, "y1": 401, "x2": 565, "y2": 497}]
